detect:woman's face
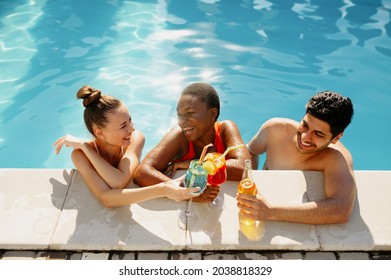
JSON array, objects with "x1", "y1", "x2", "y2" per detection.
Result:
[
  {"x1": 96, "y1": 103, "x2": 134, "y2": 147},
  {"x1": 176, "y1": 94, "x2": 216, "y2": 142}
]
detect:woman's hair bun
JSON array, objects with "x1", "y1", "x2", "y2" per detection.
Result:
[{"x1": 77, "y1": 85, "x2": 102, "y2": 107}]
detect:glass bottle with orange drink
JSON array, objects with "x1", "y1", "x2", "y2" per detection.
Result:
[{"x1": 238, "y1": 159, "x2": 257, "y2": 213}]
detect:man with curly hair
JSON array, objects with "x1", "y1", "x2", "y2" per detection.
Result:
[{"x1": 237, "y1": 91, "x2": 355, "y2": 224}]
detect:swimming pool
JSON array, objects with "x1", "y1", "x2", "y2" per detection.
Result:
[{"x1": 0, "y1": 0, "x2": 390, "y2": 170}]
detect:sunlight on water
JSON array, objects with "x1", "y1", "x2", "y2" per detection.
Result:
[
  {"x1": 0, "y1": 1, "x2": 46, "y2": 85},
  {"x1": 0, "y1": 0, "x2": 390, "y2": 170}
]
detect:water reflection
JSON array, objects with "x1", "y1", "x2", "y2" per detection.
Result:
[
  {"x1": 0, "y1": 0, "x2": 389, "y2": 169},
  {"x1": 0, "y1": 0, "x2": 118, "y2": 167},
  {"x1": 238, "y1": 211, "x2": 265, "y2": 242}
]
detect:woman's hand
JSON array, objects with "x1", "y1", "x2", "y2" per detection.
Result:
[
  {"x1": 163, "y1": 175, "x2": 201, "y2": 201},
  {"x1": 192, "y1": 184, "x2": 220, "y2": 202},
  {"x1": 53, "y1": 135, "x2": 86, "y2": 155},
  {"x1": 164, "y1": 160, "x2": 191, "y2": 178}
]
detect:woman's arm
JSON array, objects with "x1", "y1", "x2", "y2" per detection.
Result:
[
  {"x1": 72, "y1": 149, "x2": 199, "y2": 208},
  {"x1": 82, "y1": 131, "x2": 145, "y2": 189},
  {"x1": 54, "y1": 131, "x2": 145, "y2": 189},
  {"x1": 134, "y1": 127, "x2": 187, "y2": 187},
  {"x1": 116, "y1": 130, "x2": 145, "y2": 187}
]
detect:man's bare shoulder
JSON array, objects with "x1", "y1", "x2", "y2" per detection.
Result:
[
  {"x1": 262, "y1": 117, "x2": 298, "y2": 132},
  {"x1": 264, "y1": 117, "x2": 298, "y2": 126},
  {"x1": 323, "y1": 142, "x2": 354, "y2": 170}
]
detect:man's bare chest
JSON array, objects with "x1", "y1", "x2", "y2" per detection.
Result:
[{"x1": 264, "y1": 144, "x2": 317, "y2": 170}]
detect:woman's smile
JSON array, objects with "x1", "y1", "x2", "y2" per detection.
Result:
[{"x1": 182, "y1": 127, "x2": 195, "y2": 136}]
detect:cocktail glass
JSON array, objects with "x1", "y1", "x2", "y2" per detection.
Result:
[
  {"x1": 204, "y1": 152, "x2": 227, "y2": 212},
  {"x1": 177, "y1": 159, "x2": 207, "y2": 230}
]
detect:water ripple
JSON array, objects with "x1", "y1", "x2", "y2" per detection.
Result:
[{"x1": 0, "y1": 0, "x2": 389, "y2": 169}]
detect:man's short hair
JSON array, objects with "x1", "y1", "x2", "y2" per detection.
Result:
[{"x1": 306, "y1": 91, "x2": 354, "y2": 138}]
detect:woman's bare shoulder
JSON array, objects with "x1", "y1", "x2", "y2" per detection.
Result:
[
  {"x1": 162, "y1": 125, "x2": 186, "y2": 142},
  {"x1": 219, "y1": 119, "x2": 239, "y2": 130},
  {"x1": 132, "y1": 129, "x2": 145, "y2": 141},
  {"x1": 218, "y1": 120, "x2": 243, "y2": 140},
  {"x1": 71, "y1": 147, "x2": 92, "y2": 169},
  {"x1": 143, "y1": 126, "x2": 187, "y2": 162}
]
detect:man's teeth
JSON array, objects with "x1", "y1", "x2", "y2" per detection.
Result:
[{"x1": 302, "y1": 141, "x2": 311, "y2": 147}]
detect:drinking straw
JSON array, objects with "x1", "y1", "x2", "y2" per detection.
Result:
[
  {"x1": 219, "y1": 144, "x2": 245, "y2": 159},
  {"x1": 198, "y1": 143, "x2": 214, "y2": 165}
]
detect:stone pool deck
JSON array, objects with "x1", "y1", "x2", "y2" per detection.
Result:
[{"x1": 0, "y1": 169, "x2": 390, "y2": 260}]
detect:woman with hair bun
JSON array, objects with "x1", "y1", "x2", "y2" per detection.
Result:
[{"x1": 54, "y1": 85, "x2": 200, "y2": 208}]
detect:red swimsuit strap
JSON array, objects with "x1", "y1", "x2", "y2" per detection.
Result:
[
  {"x1": 214, "y1": 122, "x2": 225, "y2": 154},
  {"x1": 173, "y1": 122, "x2": 225, "y2": 163}
]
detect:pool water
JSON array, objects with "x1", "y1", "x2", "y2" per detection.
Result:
[{"x1": 0, "y1": 0, "x2": 390, "y2": 170}]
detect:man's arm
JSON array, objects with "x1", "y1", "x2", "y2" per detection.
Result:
[
  {"x1": 237, "y1": 151, "x2": 357, "y2": 224},
  {"x1": 246, "y1": 119, "x2": 274, "y2": 169},
  {"x1": 317, "y1": 150, "x2": 356, "y2": 223}
]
